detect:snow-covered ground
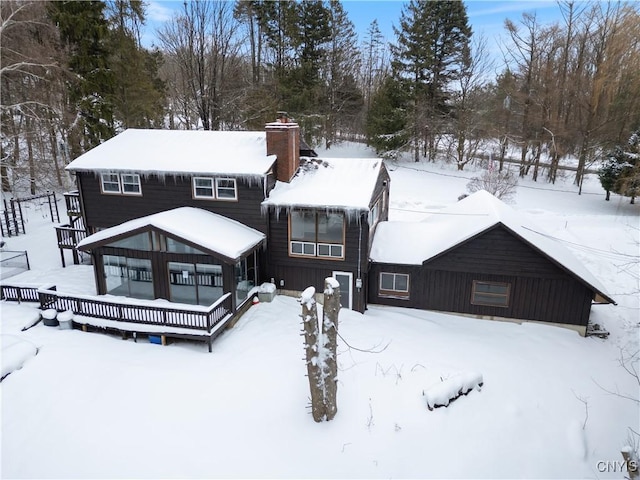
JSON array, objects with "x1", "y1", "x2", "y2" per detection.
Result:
[{"x1": 1, "y1": 144, "x2": 638, "y2": 479}]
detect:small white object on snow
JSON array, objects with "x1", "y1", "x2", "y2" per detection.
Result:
[
  {"x1": 258, "y1": 282, "x2": 277, "y2": 294},
  {"x1": 424, "y1": 371, "x2": 483, "y2": 410}
]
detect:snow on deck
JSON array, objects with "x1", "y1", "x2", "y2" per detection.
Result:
[
  {"x1": 263, "y1": 157, "x2": 383, "y2": 212},
  {"x1": 370, "y1": 190, "x2": 614, "y2": 301},
  {"x1": 77, "y1": 207, "x2": 265, "y2": 261},
  {"x1": 65, "y1": 129, "x2": 276, "y2": 177}
]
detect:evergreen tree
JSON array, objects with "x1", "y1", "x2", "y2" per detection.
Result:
[
  {"x1": 365, "y1": 76, "x2": 409, "y2": 155},
  {"x1": 48, "y1": 1, "x2": 115, "y2": 156},
  {"x1": 599, "y1": 130, "x2": 640, "y2": 203},
  {"x1": 391, "y1": 0, "x2": 472, "y2": 161},
  {"x1": 105, "y1": 0, "x2": 166, "y2": 129}
]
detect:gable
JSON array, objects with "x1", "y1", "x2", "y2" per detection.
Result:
[{"x1": 77, "y1": 208, "x2": 265, "y2": 263}]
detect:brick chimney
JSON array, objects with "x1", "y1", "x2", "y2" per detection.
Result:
[{"x1": 265, "y1": 113, "x2": 300, "y2": 183}]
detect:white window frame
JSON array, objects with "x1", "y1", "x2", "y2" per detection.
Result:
[
  {"x1": 290, "y1": 241, "x2": 316, "y2": 257},
  {"x1": 101, "y1": 173, "x2": 121, "y2": 194},
  {"x1": 120, "y1": 174, "x2": 142, "y2": 195},
  {"x1": 317, "y1": 243, "x2": 343, "y2": 258},
  {"x1": 289, "y1": 210, "x2": 345, "y2": 260},
  {"x1": 332, "y1": 271, "x2": 353, "y2": 310},
  {"x1": 215, "y1": 177, "x2": 237, "y2": 201},
  {"x1": 368, "y1": 197, "x2": 381, "y2": 227},
  {"x1": 379, "y1": 272, "x2": 410, "y2": 299},
  {"x1": 193, "y1": 177, "x2": 215, "y2": 199}
]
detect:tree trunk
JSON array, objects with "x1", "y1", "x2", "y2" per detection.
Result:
[
  {"x1": 301, "y1": 290, "x2": 325, "y2": 422},
  {"x1": 322, "y1": 278, "x2": 340, "y2": 421}
]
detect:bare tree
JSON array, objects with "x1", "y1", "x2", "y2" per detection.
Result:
[{"x1": 158, "y1": 0, "x2": 243, "y2": 130}]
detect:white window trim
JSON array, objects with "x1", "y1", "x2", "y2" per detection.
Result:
[
  {"x1": 288, "y1": 211, "x2": 346, "y2": 260},
  {"x1": 317, "y1": 243, "x2": 343, "y2": 258},
  {"x1": 215, "y1": 177, "x2": 238, "y2": 201},
  {"x1": 192, "y1": 177, "x2": 237, "y2": 201},
  {"x1": 193, "y1": 177, "x2": 215, "y2": 199},
  {"x1": 120, "y1": 174, "x2": 142, "y2": 196},
  {"x1": 332, "y1": 271, "x2": 353, "y2": 310},
  {"x1": 290, "y1": 240, "x2": 316, "y2": 257},
  {"x1": 379, "y1": 272, "x2": 410, "y2": 299},
  {"x1": 101, "y1": 173, "x2": 121, "y2": 194}
]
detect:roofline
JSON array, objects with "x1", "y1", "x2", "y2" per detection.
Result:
[
  {"x1": 420, "y1": 222, "x2": 615, "y2": 305},
  {"x1": 77, "y1": 224, "x2": 265, "y2": 264}
]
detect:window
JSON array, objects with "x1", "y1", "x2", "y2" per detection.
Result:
[
  {"x1": 471, "y1": 281, "x2": 510, "y2": 307},
  {"x1": 289, "y1": 210, "x2": 344, "y2": 259},
  {"x1": 103, "y1": 255, "x2": 153, "y2": 300},
  {"x1": 216, "y1": 178, "x2": 237, "y2": 200},
  {"x1": 192, "y1": 177, "x2": 237, "y2": 201},
  {"x1": 193, "y1": 177, "x2": 214, "y2": 198},
  {"x1": 168, "y1": 262, "x2": 223, "y2": 306},
  {"x1": 101, "y1": 173, "x2": 121, "y2": 193},
  {"x1": 379, "y1": 272, "x2": 410, "y2": 299},
  {"x1": 101, "y1": 173, "x2": 142, "y2": 195},
  {"x1": 368, "y1": 198, "x2": 381, "y2": 227},
  {"x1": 121, "y1": 174, "x2": 141, "y2": 195}
]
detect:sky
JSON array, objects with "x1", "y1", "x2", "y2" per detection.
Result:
[{"x1": 142, "y1": 0, "x2": 564, "y2": 72}]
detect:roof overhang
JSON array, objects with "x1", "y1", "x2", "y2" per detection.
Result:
[{"x1": 77, "y1": 208, "x2": 266, "y2": 264}]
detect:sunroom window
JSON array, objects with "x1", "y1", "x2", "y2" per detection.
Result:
[{"x1": 290, "y1": 210, "x2": 344, "y2": 259}]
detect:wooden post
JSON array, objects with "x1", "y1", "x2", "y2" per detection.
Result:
[{"x1": 322, "y1": 278, "x2": 341, "y2": 421}]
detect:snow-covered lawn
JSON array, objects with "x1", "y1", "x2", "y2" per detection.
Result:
[{"x1": 1, "y1": 146, "x2": 638, "y2": 478}]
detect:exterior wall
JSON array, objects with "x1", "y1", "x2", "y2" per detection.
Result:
[
  {"x1": 265, "y1": 210, "x2": 370, "y2": 312},
  {"x1": 369, "y1": 226, "x2": 594, "y2": 327},
  {"x1": 78, "y1": 172, "x2": 269, "y2": 233}
]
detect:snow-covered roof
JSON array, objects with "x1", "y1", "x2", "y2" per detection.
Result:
[
  {"x1": 77, "y1": 207, "x2": 265, "y2": 262},
  {"x1": 66, "y1": 129, "x2": 276, "y2": 177},
  {"x1": 370, "y1": 190, "x2": 614, "y2": 302},
  {"x1": 262, "y1": 157, "x2": 384, "y2": 212}
]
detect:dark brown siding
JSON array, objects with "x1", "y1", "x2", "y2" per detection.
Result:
[
  {"x1": 78, "y1": 172, "x2": 268, "y2": 233},
  {"x1": 266, "y1": 210, "x2": 370, "y2": 312},
  {"x1": 369, "y1": 225, "x2": 595, "y2": 327}
]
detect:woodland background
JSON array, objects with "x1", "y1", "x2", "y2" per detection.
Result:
[{"x1": 1, "y1": 0, "x2": 639, "y2": 199}]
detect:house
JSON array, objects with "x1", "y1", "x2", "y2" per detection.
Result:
[
  {"x1": 62, "y1": 119, "x2": 613, "y2": 339},
  {"x1": 368, "y1": 190, "x2": 615, "y2": 336},
  {"x1": 65, "y1": 118, "x2": 390, "y2": 317}
]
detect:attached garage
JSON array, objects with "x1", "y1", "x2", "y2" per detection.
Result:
[{"x1": 369, "y1": 191, "x2": 615, "y2": 335}]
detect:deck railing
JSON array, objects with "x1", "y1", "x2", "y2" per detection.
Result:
[
  {"x1": 63, "y1": 191, "x2": 81, "y2": 216},
  {"x1": 55, "y1": 225, "x2": 87, "y2": 248},
  {"x1": 1, "y1": 283, "x2": 56, "y2": 302},
  {"x1": 37, "y1": 288, "x2": 233, "y2": 333}
]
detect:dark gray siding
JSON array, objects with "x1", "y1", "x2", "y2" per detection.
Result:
[
  {"x1": 78, "y1": 172, "x2": 268, "y2": 233},
  {"x1": 369, "y1": 225, "x2": 594, "y2": 327},
  {"x1": 266, "y1": 210, "x2": 370, "y2": 312}
]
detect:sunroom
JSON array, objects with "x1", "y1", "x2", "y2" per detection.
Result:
[{"x1": 76, "y1": 207, "x2": 266, "y2": 311}]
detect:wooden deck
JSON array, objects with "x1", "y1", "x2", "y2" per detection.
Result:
[{"x1": 1, "y1": 283, "x2": 236, "y2": 351}]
